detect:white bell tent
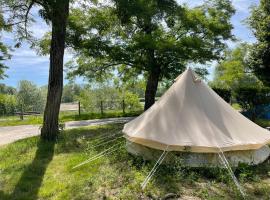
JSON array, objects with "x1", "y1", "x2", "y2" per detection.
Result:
[{"x1": 123, "y1": 68, "x2": 270, "y2": 167}]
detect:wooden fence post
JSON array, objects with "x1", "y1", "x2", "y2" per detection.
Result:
[
  {"x1": 122, "y1": 99, "x2": 125, "y2": 114},
  {"x1": 20, "y1": 104, "x2": 24, "y2": 120}
]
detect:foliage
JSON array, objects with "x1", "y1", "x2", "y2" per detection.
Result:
[
  {"x1": 0, "y1": 83, "x2": 47, "y2": 115},
  {"x1": 77, "y1": 88, "x2": 98, "y2": 112},
  {"x1": 0, "y1": 81, "x2": 142, "y2": 126},
  {"x1": 0, "y1": 42, "x2": 9, "y2": 79},
  {"x1": 113, "y1": 73, "x2": 146, "y2": 98},
  {"x1": 0, "y1": 0, "x2": 72, "y2": 41},
  {"x1": 36, "y1": 32, "x2": 51, "y2": 55},
  {"x1": 0, "y1": 124, "x2": 270, "y2": 199},
  {"x1": 40, "y1": 0, "x2": 235, "y2": 108},
  {"x1": 235, "y1": 163, "x2": 260, "y2": 182},
  {"x1": 122, "y1": 91, "x2": 142, "y2": 111},
  {"x1": 212, "y1": 87, "x2": 231, "y2": 103},
  {"x1": 0, "y1": 83, "x2": 16, "y2": 95},
  {"x1": 77, "y1": 84, "x2": 142, "y2": 113},
  {"x1": 16, "y1": 80, "x2": 46, "y2": 112},
  {"x1": 210, "y1": 44, "x2": 270, "y2": 117},
  {"x1": 235, "y1": 86, "x2": 270, "y2": 121},
  {"x1": 62, "y1": 83, "x2": 82, "y2": 103},
  {"x1": 210, "y1": 43, "x2": 262, "y2": 91},
  {"x1": 0, "y1": 9, "x2": 11, "y2": 79},
  {"x1": 0, "y1": 94, "x2": 17, "y2": 115},
  {"x1": 247, "y1": 0, "x2": 270, "y2": 86},
  {"x1": 112, "y1": 0, "x2": 234, "y2": 76}
]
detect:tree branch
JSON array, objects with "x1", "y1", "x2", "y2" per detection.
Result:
[{"x1": 24, "y1": 1, "x2": 35, "y2": 38}]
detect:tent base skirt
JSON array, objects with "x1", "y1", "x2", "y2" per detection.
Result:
[{"x1": 126, "y1": 141, "x2": 270, "y2": 167}]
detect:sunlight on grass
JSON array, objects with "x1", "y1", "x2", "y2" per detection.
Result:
[
  {"x1": 0, "y1": 110, "x2": 142, "y2": 127},
  {"x1": 0, "y1": 124, "x2": 270, "y2": 199}
]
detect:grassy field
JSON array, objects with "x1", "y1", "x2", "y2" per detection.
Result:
[
  {"x1": 0, "y1": 123, "x2": 270, "y2": 200},
  {"x1": 0, "y1": 110, "x2": 142, "y2": 127}
]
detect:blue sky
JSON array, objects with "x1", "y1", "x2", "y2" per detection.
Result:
[{"x1": 0, "y1": 0, "x2": 259, "y2": 87}]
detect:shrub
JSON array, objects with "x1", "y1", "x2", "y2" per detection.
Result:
[
  {"x1": 123, "y1": 91, "x2": 142, "y2": 111},
  {"x1": 77, "y1": 89, "x2": 99, "y2": 112},
  {"x1": 0, "y1": 94, "x2": 17, "y2": 115},
  {"x1": 16, "y1": 80, "x2": 46, "y2": 112}
]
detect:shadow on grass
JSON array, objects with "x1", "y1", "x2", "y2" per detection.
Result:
[
  {"x1": 3, "y1": 123, "x2": 268, "y2": 199},
  {"x1": 55, "y1": 123, "x2": 124, "y2": 154},
  {"x1": 0, "y1": 140, "x2": 55, "y2": 200}
]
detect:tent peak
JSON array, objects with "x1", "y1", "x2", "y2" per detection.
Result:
[
  {"x1": 188, "y1": 68, "x2": 201, "y2": 83},
  {"x1": 175, "y1": 68, "x2": 201, "y2": 83}
]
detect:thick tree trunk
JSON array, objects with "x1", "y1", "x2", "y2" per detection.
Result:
[
  {"x1": 41, "y1": 1, "x2": 69, "y2": 140},
  {"x1": 144, "y1": 66, "x2": 161, "y2": 111},
  {"x1": 142, "y1": 22, "x2": 161, "y2": 111}
]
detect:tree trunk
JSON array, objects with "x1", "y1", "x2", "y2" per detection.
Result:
[
  {"x1": 41, "y1": 0, "x2": 69, "y2": 140},
  {"x1": 144, "y1": 66, "x2": 161, "y2": 111}
]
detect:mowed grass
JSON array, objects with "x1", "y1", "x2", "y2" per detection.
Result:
[
  {"x1": 0, "y1": 110, "x2": 142, "y2": 127},
  {"x1": 1, "y1": 123, "x2": 270, "y2": 200}
]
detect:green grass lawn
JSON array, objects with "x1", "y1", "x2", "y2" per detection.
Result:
[
  {"x1": 0, "y1": 110, "x2": 142, "y2": 127},
  {"x1": 1, "y1": 123, "x2": 270, "y2": 200}
]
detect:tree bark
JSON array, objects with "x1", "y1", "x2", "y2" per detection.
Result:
[
  {"x1": 144, "y1": 66, "x2": 161, "y2": 111},
  {"x1": 41, "y1": 0, "x2": 69, "y2": 140}
]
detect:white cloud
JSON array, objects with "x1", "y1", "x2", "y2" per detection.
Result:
[{"x1": 231, "y1": 0, "x2": 259, "y2": 13}]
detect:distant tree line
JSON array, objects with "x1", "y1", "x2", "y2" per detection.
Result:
[
  {"x1": 0, "y1": 82, "x2": 46, "y2": 115},
  {"x1": 0, "y1": 78, "x2": 144, "y2": 116}
]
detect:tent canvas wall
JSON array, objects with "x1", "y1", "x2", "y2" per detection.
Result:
[{"x1": 123, "y1": 68, "x2": 270, "y2": 167}]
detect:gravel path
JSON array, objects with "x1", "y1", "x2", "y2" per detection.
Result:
[{"x1": 0, "y1": 117, "x2": 134, "y2": 146}]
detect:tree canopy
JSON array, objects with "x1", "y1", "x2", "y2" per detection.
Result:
[
  {"x1": 247, "y1": 0, "x2": 270, "y2": 86},
  {"x1": 0, "y1": 83, "x2": 16, "y2": 95},
  {"x1": 61, "y1": 0, "x2": 235, "y2": 110},
  {"x1": 211, "y1": 43, "x2": 262, "y2": 90},
  {"x1": 0, "y1": 9, "x2": 11, "y2": 79}
]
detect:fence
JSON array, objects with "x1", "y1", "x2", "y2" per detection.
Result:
[
  {"x1": 71, "y1": 99, "x2": 142, "y2": 116},
  {"x1": 0, "y1": 100, "x2": 143, "y2": 122},
  {"x1": 0, "y1": 103, "x2": 42, "y2": 121}
]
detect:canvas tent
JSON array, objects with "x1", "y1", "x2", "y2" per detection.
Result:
[{"x1": 123, "y1": 68, "x2": 270, "y2": 167}]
